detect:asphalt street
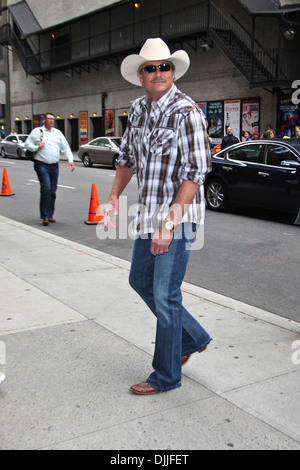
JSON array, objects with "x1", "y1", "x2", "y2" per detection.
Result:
[
  {"x1": 0, "y1": 156, "x2": 299, "y2": 322},
  {"x1": 0, "y1": 156, "x2": 300, "y2": 450}
]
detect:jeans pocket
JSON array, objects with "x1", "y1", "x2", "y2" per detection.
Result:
[{"x1": 181, "y1": 223, "x2": 199, "y2": 250}]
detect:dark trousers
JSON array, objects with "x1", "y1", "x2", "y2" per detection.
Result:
[{"x1": 34, "y1": 161, "x2": 59, "y2": 219}]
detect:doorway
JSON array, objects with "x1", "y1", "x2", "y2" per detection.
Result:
[
  {"x1": 91, "y1": 117, "x2": 102, "y2": 139},
  {"x1": 68, "y1": 118, "x2": 79, "y2": 150},
  {"x1": 14, "y1": 121, "x2": 22, "y2": 133},
  {"x1": 56, "y1": 119, "x2": 65, "y2": 134},
  {"x1": 24, "y1": 120, "x2": 32, "y2": 134},
  {"x1": 119, "y1": 115, "x2": 128, "y2": 135}
]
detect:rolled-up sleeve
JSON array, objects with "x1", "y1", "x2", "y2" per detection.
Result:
[
  {"x1": 179, "y1": 107, "x2": 211, "y2": 185},
  {"x1": 117, "y1": 119, "x2": 136, "y2": 173}
]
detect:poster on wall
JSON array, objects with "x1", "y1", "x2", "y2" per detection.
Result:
[
  {"x1": 197, "y1": 102, "x2": 207, "y2": 116},
  {"x1": 242, "y1": 99, "x2": 260, "y2": 140},
  {"x1": 224, "y1": 100, "x2": 241, "y2": 139},
  {"x1": 79, "y1": 111, "x2": 88, "y2": 145},
  {"x1": 33, "y1": 114, "x2": 44, "y2": 127},
  {"x1": 105, "y1": 110, "x2": 115, "y2": 136},
  {"x1": 207, "y1": 101, "x2": 223, "y2": 138},
  {"x1": 279, "y1": 98, "x2": 298, "y2": 138}
]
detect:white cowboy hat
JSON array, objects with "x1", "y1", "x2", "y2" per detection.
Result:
[{"x1": 120, "y1": 37, "x2": 190, "y2": 86}]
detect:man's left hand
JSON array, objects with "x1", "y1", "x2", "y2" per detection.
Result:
[
  {"x1": 150, "y1": 226, "x2": 173, "y2": 256},
  {"x1": 69, "y1": 162, "x2": 75, "y2": 172}
]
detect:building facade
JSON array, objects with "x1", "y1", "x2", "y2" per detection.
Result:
[{"x1": 0, "y1": 0, "x2": 299, "y2": 148}]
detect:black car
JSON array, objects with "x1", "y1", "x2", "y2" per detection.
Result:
[{"x1": 205, "y1": 139, "x2": 300, "y2": 223}]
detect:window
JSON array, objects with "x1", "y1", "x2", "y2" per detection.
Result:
[
  {"x1": 227, "y1": 144, "x2": 263, "y2": 163},
  {"x1": 265, "y1": 145, "x2": 299, "y2": 167},
  {"x1": 50, "y1": 34, "x2": 70, "y2": 66},
  {"x1": 110, "y1": 138, "x2": 121, "y2": 148},
  {"x1": 98, "y1": 138, "x2": 110, "y2": 147},
  {"x1": 90, "y1": 139, "x2": 100, "y2": 146}
]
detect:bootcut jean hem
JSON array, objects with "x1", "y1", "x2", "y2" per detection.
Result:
[
  {"x1": 182, "y1": 337, "x2": 213, "y2": 357},
  {"x1": 146, "y1": 379, "x2": 182, "y2": 393}
]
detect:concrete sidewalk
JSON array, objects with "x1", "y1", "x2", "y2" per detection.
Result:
[{"x1": 0, "y1": 214, "x2": 299, "y2": 450}]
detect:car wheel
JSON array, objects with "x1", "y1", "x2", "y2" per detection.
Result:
[
  {"x1": 1, "y1": 147, "x2": 6, "y2": 157},
  {"x1": 83, "y1": 154, "x2": 92, "y2": 167},
  {"x1": 112, "y1": 155, "x2": 119, "y2": 169},
  {"x1": 205, "y1": 178, "x2": 228, "y2": 211}
]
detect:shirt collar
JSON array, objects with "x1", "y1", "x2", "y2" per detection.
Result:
[{"x1": 43, "y1": 125, "x2": 55, "y2": 132}]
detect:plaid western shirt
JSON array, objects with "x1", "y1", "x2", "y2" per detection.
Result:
[{"x1": 118, "y1": 84, "x2": 211, "y2": 235}]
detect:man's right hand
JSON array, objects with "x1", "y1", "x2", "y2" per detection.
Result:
[
  {"x1": 103, "y1": 165, "x2": 133, "y2": 229},
  {"x1": 103, "y1": 198, "x2": 119, "y2": 228}
]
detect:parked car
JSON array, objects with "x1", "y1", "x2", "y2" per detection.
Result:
[
  {"x1": 1, "y1": 134, "x2": 30, "y2": 159},
  {"x1": 205, "y1": 139, "x2": 300, "y2": 223},
  {"x1": 78, "y1": 136, "x2": 122, "y2": 169}
]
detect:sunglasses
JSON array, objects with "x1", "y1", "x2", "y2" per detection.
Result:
[{"x1": 143, "y1": 63, "x2": 172, "y2": 74}]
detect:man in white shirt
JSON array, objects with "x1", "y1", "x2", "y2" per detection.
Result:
[{"x1": 26, "y1": 113, "x2": 75, "y2": 225}]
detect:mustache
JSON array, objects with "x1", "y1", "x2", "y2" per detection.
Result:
[{"x1": 150, "y1": 79, "x2": 166, "y2": 83}]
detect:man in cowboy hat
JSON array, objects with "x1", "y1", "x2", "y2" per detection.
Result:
[{"x1": 104, "y1": 38, "x2": 212, "y2": 395}]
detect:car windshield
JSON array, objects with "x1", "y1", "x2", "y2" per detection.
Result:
[
  {"x1": 18, "y1": 135, "x2": 28, "y2": 142},
  {"x1": 273, "y1": 139, "x2": 300, "y2": 161},
  {"x1": 282, "y1": 141, "x2": 300, "y2": 162},
  {"x1": 110, "y1": 138, "x2": 121, "y2": 148},
  {"x1": 291, "y1": 144, "x2": 300, "y2": 156}
]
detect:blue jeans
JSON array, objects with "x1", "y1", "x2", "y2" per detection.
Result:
[
  {"x1": 129, "y1": 223, "x2": 212, "y2": 392},
  {"x1": 34, "y1": 161, "x2": 59, "y2": 219}
]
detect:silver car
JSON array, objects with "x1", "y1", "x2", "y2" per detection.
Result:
[
  {"x1": 78, "y1": 136, "x2": 122, "y2": 169},
  {"x1": 1, "y1": 134, "x2": 29, "y2": 158}
]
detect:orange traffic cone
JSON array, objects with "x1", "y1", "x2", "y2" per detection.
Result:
[
  {"x1": 85, "y1": 183, "x2": 103, "y2": 225},
  {"x1": 0, "y1": 168, "x2": 15, "y2": 196}
]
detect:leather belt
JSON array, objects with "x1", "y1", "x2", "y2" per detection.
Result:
[{"x1": 35, "y1": 160, "x2": 58, "y2": 166}]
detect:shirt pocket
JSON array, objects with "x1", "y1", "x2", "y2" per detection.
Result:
[{"x1": 151, "y1": 128, "x2": 174, "y2": 160}]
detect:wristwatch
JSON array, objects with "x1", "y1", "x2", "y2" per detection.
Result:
[{"x1": 164, "y1": 220, "x2": 175, "y2": 231}]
